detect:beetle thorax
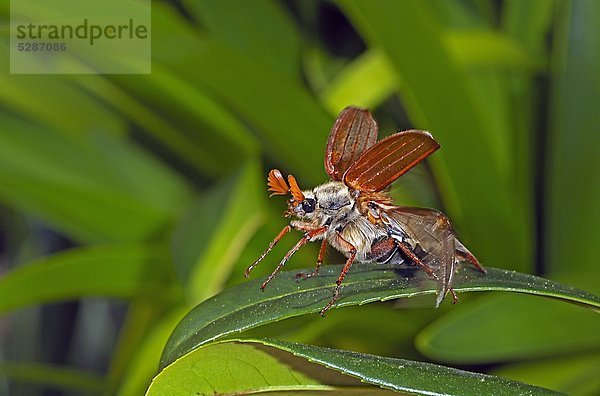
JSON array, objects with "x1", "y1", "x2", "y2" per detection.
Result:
[{"x1": 313, "y1": 181, "x2": 354, "y2": 213}]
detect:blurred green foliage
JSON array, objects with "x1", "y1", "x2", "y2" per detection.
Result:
[{"x1": 0, "y1": 0, "x2": 598, "y2": 395}]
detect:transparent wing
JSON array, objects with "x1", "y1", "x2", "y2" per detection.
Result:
[
  {"x1": 344, "y1": 130, "x2": 439, "y2": 192},
  {"x1": 385, "y1": 207, "x2": 456, "y2": 307},
  {"x1": 324, "y1": 106, "x2": 378, "y2": 180}
]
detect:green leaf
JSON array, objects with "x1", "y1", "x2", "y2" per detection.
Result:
[
  {"x1": 339, "y1": 0, "x2": 532, "y2": 271},
  {"x1": 321, "y1": 49, "x2": 398, "y2": 115},
  {"x1": 112, "y1": 306, "x2": 188, "y2": 396},
  {"x1": 160, "y1": 265, "x2": 600, "y2": 369},
  {"x1": 76, "y1": 70, "x2": 258, "y2": 178},
  {"x1": 150, "y1": 4, "x2": 332, "y2": 185},
  {"x1": 501, "y1": 0, "x2": 556, "y2": 50},
  {"x1": 182, "y1": 0, "x2": 301, "y2": 78},
  {"x1": 321, "y1": 31, "x2": 542, "y2": 115},
  {"x1": 0, "y1": 69, "x2": 125, "y2": 141},
  {"x1": 444, "y1": 30, "x2": 545, "y2": 70},
  {"x1": 249, "y1": 305, "x2": 433, "y2": 358},
  {"x1": 63, "y1": 6, "x2": 259, "y2": 178},
  {"x1": 170, "y1": 40, "x2": 331, "y2": 185},
  {"x1": 0, "y1": 244, "x2": 180, "y2": 314},
  {"x1": 0, "y1": 114, "x2": 190, "y2": 243},
  {"x1": 493, "y1": 352, "x2": 600, "y2": 396},
  {"x1": 150, "y1": 340, "x2": 326, "y2": 396},
  {"x1": 546, "y1": 0, "x2": 600, "y2": 274},
  {"x1": 77, "y1": 77, "x2": 229, "y2": 177},
  {"x1": 150, "y1": 339, "x2": 562, "y2": 396},
  {"x1": 0, "y1": 362, "x2": 104, "y2": 394},
  {"x1": 416, "y1": 294, "x2": 600, "y2": 363},
  {"x1": 172, "y1": 162, "x2": 266, "y2": 303}
]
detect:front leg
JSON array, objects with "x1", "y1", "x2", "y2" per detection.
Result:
[
  {"x1": 245, "y1": 221, "x2": 323, "y2": 277},
  {"x1": 260, "y1": 226, "x2": 327, "y2": 290},
  {"x1": 245, "y1": 225, "x2": 292, "y2": 277}
]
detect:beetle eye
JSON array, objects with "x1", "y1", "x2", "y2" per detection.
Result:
[{"x1": 302, "y1": 198, "x2": 316, "y2": 213}]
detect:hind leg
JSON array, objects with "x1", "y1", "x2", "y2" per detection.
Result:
[{"x1": 455, "y1": 239, "x2": 485, "y2": 273}]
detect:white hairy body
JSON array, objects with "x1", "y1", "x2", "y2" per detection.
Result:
[{"x1": 290, "y1": 181, "x2": 388, "y2": 262}]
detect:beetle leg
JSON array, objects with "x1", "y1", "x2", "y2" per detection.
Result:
[
  {"x1": 455, "y1": 240, "x2": 486, "y2": 273},
  {"x1": 396, "y1": 242, "x2": 438, "y2": 279},
  {"x1": 459, "y1": 251, "x2": 485, "y2": 273},
  {"x1": 296, "y1": 238, "x2": 328, "y2": 281},
  {"x1": 260, "y1": 226, "x2": 327, "y2": 290},
  {"x1": 450, "y1": 288, "x2": 459, "y2": 304},
  {"x1": 245, "y1": 225, "x2": 292, "y2": 277},
  {"x1": 366, "y1": 236, "x2": 397, "y2": 263},
  {"x1": 320, "y1": 233, "x2": 357, "y2": 316}
]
